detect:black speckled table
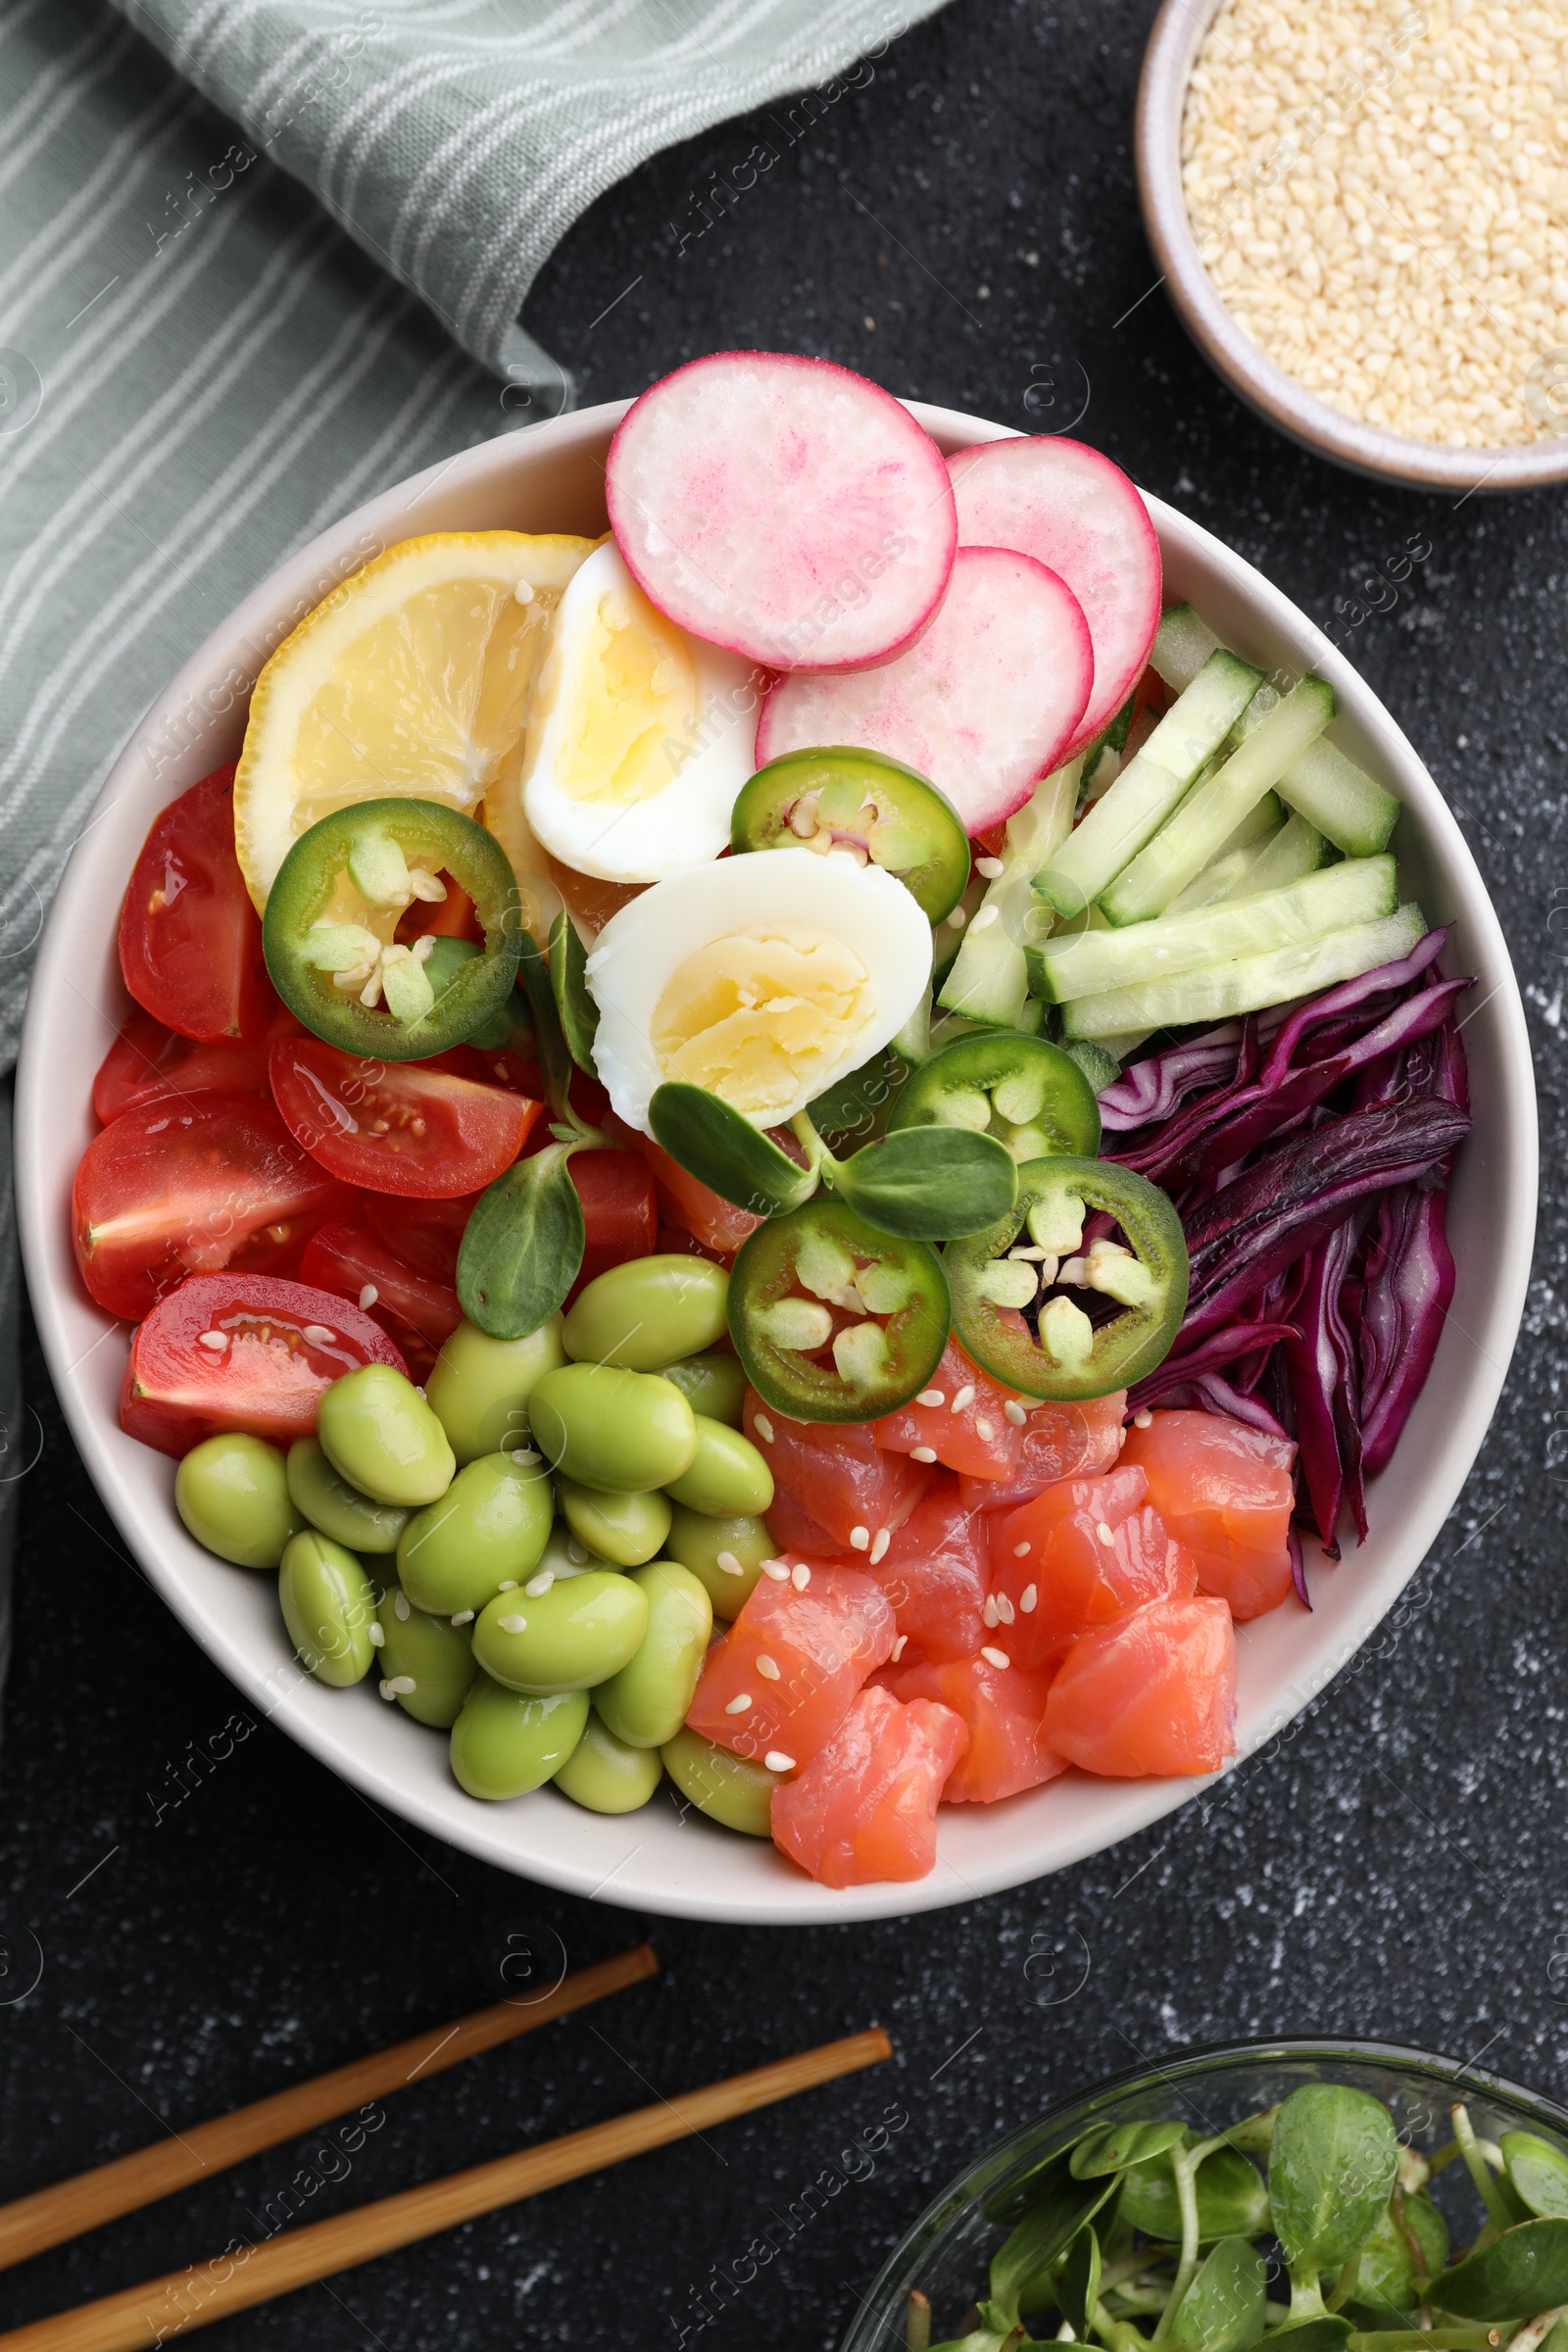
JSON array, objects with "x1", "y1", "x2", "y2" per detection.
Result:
[{"x1": 4, "y1": 3, "x2": 1565, "y2": 2345}]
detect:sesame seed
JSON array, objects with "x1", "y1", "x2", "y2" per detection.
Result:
[
  {"x1": 387, "y1": 1675, "x2": 416, "y2": 1694},
  {"x1": 497, "y1": 1613, "x2": 528, "y2": 1633},
  {"x1": 1004, "y1": 1400, "x2": 1028, "y2": 1426},
  {"x1": 724, "y1": 1693, "x2": 753, "y2": 1714},
  {"x1": 980, "y1": 1645, "x2": 1010, "y2": 1670},
  {"x1": 762, "y1": 1558, "x2": 791, "y2": 1582},
  {"x1": 754, "y1": 1412, "x2": 775, "y2": 1444},
  {"x1": 909, "y1": 1446, "x2": 938, "y2": 1463},
  {"x1": 358, "y1": 1284, "x2": 378, "y2": 1311},
  {"x1": 975, "y1": 855, "x2": 1005, "y2": 878},
  {"x1": 368, "y1": 1623, "x2": 385, "y2": 1646},
  {"x1": 498, "y1": 1580, "x2": 518, "y2": 1592},
  {"x1": 1020, "y1": 1584, "x2": 1038, "y2": 1613},
  {"x1": 1134, "y1": 1409, "x2": 1152, "y2": 1428},
  {"x1": 300, "y1": 1324, "x2": 336, "y2": 1346},
  {"x1": 394, "y1": 1592, "x2": 410, "y2": 1621},
  {"x1": 197, "y1": 1330, "x2": 227, "y2": 1351},
  {"x1": 511, "y1": 1448, "x2": 541, "y2": 1465},
  {"x1": 1097, "y1": 1522, "x2": 1115, "y2": 1548},
  {"x1": 975, "y1": 1416, "x2": 996, "y2": 1443},
  {"x1": 451, "y1": 1609, "x2": 474, "y2": 1625},
  {"x1": 947, "y1": 905, "x2": 967, "y2": 929},
  {"x1": 983, "y1": 1593, "x2": 1000, "y2": 1628},
  {"x1": 716, "y1": 1550, "x2": 745, "y2": 1577},
  {"x1": 791, "y1": 1561, "x2": 811, "y2": 1590},
  {"x1": 756, "y1": 1654, "x2": 781, "y2": 1680},
  {"x1": 764, "y1": 1751, "x2": 797, "y2": 1773},
  {"x1": 869, "y1": 1529, "x2": 891, "y2": 1565},
  {"x1": 1012, "y1": 1541, "x2": 1032, "y2": 1557},
  {"x1": 524, "y1": 1572, "x2": 554, "y2": 1596},
  {"x1": 891, "y1": 1634, "x2": 907, "y2": 1660},
  {"x1": 951, "y1": 1385, "x2": 976, "y2": 1414},
  {"x1": 850, "y1": 1525, "x2": 871, "y2": 1550},
  {"x1": 995, "y1": 1592, "x2": 1016, "y2": 1625},
  {"x1": 916, "y1": 1390, "x2": 945, "y2": 1407},
  {"x1": 378, "y1": 1680, "x2": 397, "y2": 1701}
]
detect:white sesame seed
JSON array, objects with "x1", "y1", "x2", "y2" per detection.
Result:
[
  {"x1": 1020, "y1": 1584, "x2": 1038, "y2": 1613},
  {"x1": 947, "y1": 906, "x2": 967, "y2": 929},
  {"x1": 756, "y1": 1654, "x2": 781, "y2": 1680},
  {"x1": 300, "y1": 1324, "x2": 336, "y2": 1346},
  {"x1": 975, "y1": 856, "x2": 1005, "y2": 878},
  {"x1": 197, "y1": 1330, "x2": 227, "y2": 1351},
  {"x1": 368, "y1": 1623, "x2": 385, "y2": 1646},
  {"x1": 1097, "y1": 1522, "x2": 1115, "y2": 1548},
  {"x1": 358, "y1": 1285, "x2": 378, "y2": 1311},
  {"x1": 950, "y1": 1385, "x2": 976, "y2": 1414},
  {"x1": 995, "y1": 1592, "x2": 1016, "y2": 1626},
  {"x1": 850, "y1": 1525, "x2": 871, "y2": 1550},
  {"x1": 1004, "y1": 1400, "x2": 1028, "y2": 1426},
  {"x1": 717, "y1": 1550, "x2": 745, "y2": 1577},
  {"x1": 970, "y1": 905, "x2": 1001, "y2": 932},
  {"x1": 451, "y1": 1609, "x2": 474, "y2": 1625},
  {"x1": 983, "y1": 1593, "x2": 1000, "y2": 1628},
  {"x1": 754, "y1": 1412, "x2": 775, "y2": 1444},
  {"x1": 916, "y1": 1390, "x2": 945, "y2": 1407},
  {"x1": 761, "y1": 1558, "x2": 791, "y2": 1582},
  {"x1": 378, "y1": 1680, "x2": 397, "y2": 1701},
  {"x1": 868, "y1": 1529, "x2": 891, "y2": 1565},
  {"x1": 909, "y1": 1446, "x2": 938, "y2": 1463},
  {"x1": 724, "y1": 1692, "x2": 753, "y2": 1714},
  {"x1": 497, "y1": 1613, "x2": 528, "y2": 1633},
  {"x1": 498, "y1": 1580, "x2": 518, "y2": 1592},
  {"x1": 891, "y1": 1634, "x2": 908, "y2": 1661},
  {"x1": 387, "y1": 1675, "x2": 416, "y2": 1695},
  {"x1": 524, "y1": 1572, "x2": 554, "y2": 1596},
  {"x1": 1012, "y1": 1541, "x2": 1032, "y2": 1558},
  {"x1": 764, "y1": 1751, "x2": 797, "y2": 1773},
  {"x1": 394, "y1": 1592, "x2": 410, "y2": 1621},
  {"x1": 791, "y1": 1561, "x2": 811, "y2": 1589},
  {"x1": 1134, "y1": 1409, "x2": 1153, "y2": 1428},
  {"x1": 511, "y1": 1448, "x2": 541, "y2": 1465},
  {"x1": 975, "y1": 1417, "x2": 996, "y2": 1443},
  {"x1": 980, "y1": 1645, "x2": 1010, "y2": 1670}
]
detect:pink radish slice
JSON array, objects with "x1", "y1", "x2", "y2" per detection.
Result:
[
  {"x1": 606, "y1": 351, "x2": 956, "y2": 672},
  {"x1": 754, "y1": 546, "x2": 1094, "y2": 835},
  {"x1": 948, "y1": 437, "x2": 1161, "y2": 757}
]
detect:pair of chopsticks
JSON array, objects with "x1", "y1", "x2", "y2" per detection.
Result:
[{"x1": 0, "y1": 1942, "x2": 893, "y2": 2352}]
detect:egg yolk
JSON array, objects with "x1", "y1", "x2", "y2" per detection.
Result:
[
  {"x1": 652, "y1": 925, "x2": 876, "y2": 1117},
  {"x1": 554, "y1": 577, "x2": 699, "y2": 805}
]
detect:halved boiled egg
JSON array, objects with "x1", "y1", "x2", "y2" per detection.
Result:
[
  {"x1": 517, "y1": 539, "x2": 760, "y2": 884},
  {"x1": 586, "y1": 848, "x2": 933, "y2": 1134}
]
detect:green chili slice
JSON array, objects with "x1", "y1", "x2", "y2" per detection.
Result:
[
  {"x1": 888, "y1": 1031, "x2": 1102, "y2": 1162},
  {"x1": 729, "y1": 1198, "x2": 950, "y2": 1422},
  {"x1": 730, "y1": 748, "x2": 970, "y2": 922}
]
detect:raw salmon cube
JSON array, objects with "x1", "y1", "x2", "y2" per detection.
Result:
[
  {"x1": 874, "y1": 1338, "x2": 1024, "y2": 1483},
  {"x1": 685, "y1": 1562, "x2": 895, "y2": 1768},
  {"x1": 1043, "y1": 1595, "x2": 1237, "y2": 1777},
  {"x1": 748, "y1": 1390, "x2": 932, "y2": 1553},
  {"x1": 989, "y1": 1467, "x2": 1196, "y2": 1666},
  {"x1": 865, "y1": 1473, "x2": 989, "y2": 1663},
  {"x1": 770, "y1": 1687, "x2": 967, "y2": 1886},
  {"x1": 1121, "y1": 1409, "x2": 1297, "y2": 1622},
  {"x1": 957, "y1": 1391, "x2": 1127, "y2": 1512},
  {"x1": 886, "y1": 1651, "x2": 1064, "y2": 1803}
]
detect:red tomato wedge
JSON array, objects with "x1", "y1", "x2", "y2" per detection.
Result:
[
  {"x1": 626, "y1": 1129, "x2": 760, "y2": 1257},
  {"x1": 568, "y1": 1149, "x2": 658, "y2": 1293},
  {"x1": 770, "y1": 1687, "x2": 967, "y2": 1886},
  {"x1": 269, "y1": 1037, "x2": 539, "y2": 1200},
  {"x1": 956, "y1": 1392, "x2": 1128, "y2": 1512},
  {"x1": 685, "y1": 1563, "x2": 895, "y2": 1768},
  {"x1": 119, "y1": 767, "x2": 269, "y2": 1041},
  {"x1": 93, "y1": 1005, "x2": 274, "y2": 1125},
  {"x1": 1042, "y1": 1595, "x2": 1237, "y2": 1778},
  {"x1": 875, "y1": 1337, "x2": 1025, "y2": 1483},
  {"x1": 885, "y1": 1652, "x2": 1064, "y2": 1804},
  {"x1": 1121, "y1": 1409, "x2": 1298, "y2": 1622},
  {"x1": 300, "y1": 1214, "x2": 463, "y2": 1375},
  {"x1": 862, "y1": 1474, "x2": 989, "y2": 1663},
  {"x1": 122, "y1": 1273, "x2": 406, "y2": 1457},
  {"x1": 748, "y1": 1391, "x2": 933, "y2": 1553},
  {"x1": 989, "y1": 1468, "x2": 1197, "y2": 1668},
  {"x1": 74, "y1": 1092, "x2": 349, "y2": 1321}
]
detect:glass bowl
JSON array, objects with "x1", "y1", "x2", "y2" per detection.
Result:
[{"x1": 841, "y1": 2037, "x2": 1568, "y2": 2351}]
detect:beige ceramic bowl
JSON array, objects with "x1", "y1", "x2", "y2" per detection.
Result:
[
  {"x1": 1138, "y1": 0, "x2": 1568, "y2": 492},
  {"x1": 15, "y1": 398, "x2": 1538, "y2": 1923}
]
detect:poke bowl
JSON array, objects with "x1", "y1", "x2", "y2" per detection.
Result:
[{"x1": 14, "y1": 369, "x2": 1536, "y2": 1924}]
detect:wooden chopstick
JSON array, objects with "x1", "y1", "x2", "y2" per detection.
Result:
[
  {"x1": 0, "y1": 2028, "x2": 893, "y2": 2352},
  {"x1": 0, "y1": 1942, "x2": 657, "y2": 2276}
]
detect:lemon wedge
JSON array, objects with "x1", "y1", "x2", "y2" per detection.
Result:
[{"x1": 234, "y1": 530, "x2": 596, "y2": 909}]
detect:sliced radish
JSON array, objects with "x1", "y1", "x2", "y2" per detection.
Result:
[
  {"x1": 606, "y1": 351, "x2": 956, "y2": 672},
  {"x1": 754, "y1": 546, "x2": 1093, "y2": 835},
  {"x1": 948, "y1": 437, "x2": 1161, "y2": 758}
]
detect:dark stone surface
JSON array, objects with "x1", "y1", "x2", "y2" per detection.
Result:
[{"x1": 4, "y1": 2, "x2": 1566, "y2": 2346}]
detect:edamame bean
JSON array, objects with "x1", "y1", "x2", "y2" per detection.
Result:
[
  {"x1": 425, "y1": 1316, "x2": 566, "y2": 1465},
  {"x1": 552, "y1": 1714, "x2": 663, "y2": 1814},
  {"x1": 175, "y1": 1434, "x2": 301, "y2": 1568},
  {"x1": 278, "y1": 1531, "x2": 378, "y2": 1688},
  {"x1": 472, "y1": 1571, "x2": 647, "y2": 1694},
  {"x1": 562, "y1": 1256, "x2": 729, "y2": 1370},
  {"x1": 663, "y1": 1506, "x2": 775, "y2": 1620},
  {"x1": 527, "y1": 1365, "x2": 697, "y2": 1494},
  {"x1": 557, "y1": 1478, "x2": 671, "y2": 1569},
  {"x1": 661, "y1": 1726, "x2": 774, "y2": 1838},
  {"x1": 318, "y1": 1365, "x2": 455, "y2": 1507},
  {"x1": 374, "y1": 1586, "x2": 477, "y2": 1728},
  {"x1": 592, "y1": 1560, "x2": 712, "y2": 1749},
  {"x1": 662, "y1": 1350, "x2": 747, "y2": 1429},
  {"x1": 397, "y1": 1452, "x2": 554, "y2": 1618},
  {"x1": 286, "y1": 1439, "x2": 409, "y2": 1555},
  {"x1": 662, "y1": 1416, "x2": 773, "y2": 1517},
  {"x1": 450, "y1": 1678, "x2": 588, "y2": 1800}
]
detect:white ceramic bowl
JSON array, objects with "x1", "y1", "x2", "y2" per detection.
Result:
[{"x1": 15, "y1": 400, "x2": 1537, "y2": 1925}]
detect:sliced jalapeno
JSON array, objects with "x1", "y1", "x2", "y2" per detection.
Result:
[
  {"x1": 888, "y1": 1032, "x2": 1102, "y2": 1163},
  {"x1": 728, "y1": 1198, "x2": 949, "y2": 1422},
  {"x1": 946, "y1": 1153, "x2": 1188, "y2": 1400},
  {"x1": 263, "y1": 798, "x2": 520, "y2": 1060},
  {"x1": 730, "y1": 749, "x2": 970, "y2": 922}
]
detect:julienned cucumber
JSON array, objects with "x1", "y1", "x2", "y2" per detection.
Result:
[
  {"x1": 1035, "y1": 650, "x2": 1265, "y2": 917},
  {"x1": 938, "y1": 765, "x2": 1077, "y2": 1029},
  {"x1": 1278, "y1": 734, "x2": 1399, "y2": 856},
  {"x1": 1165, "y1": 792, "x2": 1287, "y2": 914},
  {"x1": 1061, "y1": 903, "x2": 1427, "y2": 1040},
  {"x1": 1227, "y1": 810, "x2": 1329, "y2": 899},
  {"x1": 1150, "y1": 603, "x2": 1220, "y2": 693},
  {"x1": 1100, "y1": 676, "x2": 1335, "y2": 927},
  {"x1": 1036, "y1": 856, "x2": 1396, "y2": 1002}
]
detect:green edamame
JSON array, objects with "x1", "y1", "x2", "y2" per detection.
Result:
[
  {"x1": 562, "y1": 1255, "x2": 729, "y2": 1370},
  {"x1": 278, "y1": 1530, "x2": 378, "y2": 1688},
  {"x1": 396, "y1": 1451, "x2": 554, "y2": 1618},
  {"x1": 592, "y1": 1560, "x2": 712, "y2": 1749},
  {"x1": 661, "y1": 1726, "x2": 774, "y2": 1838},
  {"x1": 662, "y1": 1416, "x2": 773, "y2": 1517},
  {"x1": 424, "y1": 1315, "x2": 566, "y2": 1465},
  {"x1": 374, "y1": 1586, "x2": 477, "y2": 1728},
  {"x1": 175, "y1": 1434, "x2": 301, "y2": 1568},
  {"x1": 662, "y1": 1506, "x2": 775, "y2": 1620},
  {"x1": 661, "y1": 1350, "x2": 747, "y2": 1429},
  {"x1": 286, "y1": 1438, "x2": 409, "y2": 1555},
  {"x1": 527, "y1": 1365, "x2": 697, "y2": 1494},
  {"x1": 317, "y1": 1364, "x2": 455, "y2": 1507},
  {"x1": 450, "y1": 1677, "x2": 588, "y2": 1800},
  {"x1": 557, "y1": 1478, "x2": 671, "y2": 1569},
  {"x1": 552, "y1": 1714, "x2": 663, "y2": 1814},
  {"x1": 472, "y1": 1571, "x2": 648, "y2": 1694}
]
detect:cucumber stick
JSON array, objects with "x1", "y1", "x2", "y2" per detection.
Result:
[
  {"x1": 1151, "y1": 604, "x2": 1221, "y2": 693},
  {"x1": 1166, "y1": 805, "x2": 1324, "y2": 916},
  {"x1": 1036, "y1": 856, "x2": 1396, "y2": 1002},
  {"x1": 938, "y1": 763, "x2": 1077, "y2": 1027},
  {"x1": 1035, "y1": 650, "x2": 1265, "y2": 916},
  {"x1": 1278, "y1": 735, "x2": 1398, "y2": 856},
  {"x1": 1062, "y1": 904, "x2": 1427, "y2": 1040},
  {"x1": 1100, "y1": 676, "x2": 1335, "y2": 927}
]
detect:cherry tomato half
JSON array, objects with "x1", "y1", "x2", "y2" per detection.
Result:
[
  {"x1": 268, "y1": 1036, "x2": 541, "y2": 1200},
  {"x1": 121, "y1": 1273, "x2": 405, "y2": 1457},
  {"x1": 93, "y1": 1005, "x2": 276, "y2": 1126},
  {"x1": 362, "y1": 1188, "x2": 477, "y2": 1284},
  {"x1": 119, "y1": 768, "x2": 270, "y2": 1042},
  {"x1": 300, "y1": 1213, "x2": 463, "y2": 1376},
  {"x1": 74, "y1": 1092, "x2": 350, "y2": 1321}
]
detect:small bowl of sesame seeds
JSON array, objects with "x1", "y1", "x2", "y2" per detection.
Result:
[{"x1": 1138, "y1": 0, "x2": 1568, "y2": 491}]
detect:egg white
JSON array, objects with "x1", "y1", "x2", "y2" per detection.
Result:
[
  {"x1": 585, "y1": 847, "x2": 933, "y2": 1136},
  {"x1": 518, "y1": 540, "x2": 760, "y2": 885}
]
